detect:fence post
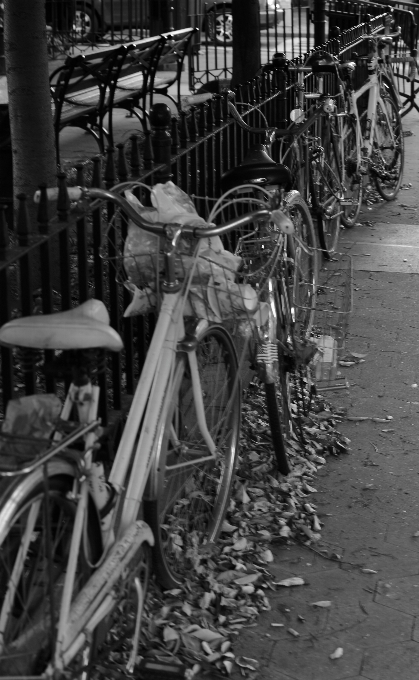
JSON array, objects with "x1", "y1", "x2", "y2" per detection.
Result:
[
  {"x1": 150, "y1": 103, "x2": 173, "y2": 184},
  {"x1": 313, "y1": 0, "x2": 326, "y2": 46},
  {"x1": 0, "y1": 25, "x2": 5, "y2": 76}
]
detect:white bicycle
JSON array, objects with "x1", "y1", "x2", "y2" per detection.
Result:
[{"x1": 0, "y1": 183, "x2": 292, "y2": 678}]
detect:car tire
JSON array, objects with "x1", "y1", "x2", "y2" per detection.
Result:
[
  {"x1": 73, "y1": 3, "x2": 103, "y2": 40},
  {"x1": 205, "y1": 8, "x2": 233, "y2": 45}
]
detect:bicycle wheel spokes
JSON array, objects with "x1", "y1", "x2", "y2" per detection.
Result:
[
  {"x1": 340, "y1": 118, "x2": 363, "y2": 227},
  {"x1": 315, "y1": 151, "x2": 342, "y2": 257},
  {"x1": 285, "y1": 192, "x2": 318, "y2": 338},
  {"x1": 0, "y1": 480, "x2": 89, "y2": 676},
  {"x1": 372, "y1": 95, "x2": 404, "y2": 200},
  {"x1": 147, "y1": 325, "x2": 240, "y2": 589}
]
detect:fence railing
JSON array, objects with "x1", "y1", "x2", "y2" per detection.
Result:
[{"x1": 1, "y1": 15, "x2": 395, "y2": 424}]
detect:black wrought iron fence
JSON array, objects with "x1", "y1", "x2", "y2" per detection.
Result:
[{"x1": 0, "y1": 12, "x2": 411, "y2": 425}]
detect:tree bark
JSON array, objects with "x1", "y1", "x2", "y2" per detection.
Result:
[
  {"x1": 4, "y1": 0, "x2": 56, "y2": 217},
  {"x1": 232, "y1": 0, "x2": 261, "y2": 87}
]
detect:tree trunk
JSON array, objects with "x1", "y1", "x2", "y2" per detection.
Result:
[
  {"x1": 232, "y1": 0, "x2": 261, "y2": 87},
  {"x1": 4, "y1": 0, "x2": 56, "y2": 218}
]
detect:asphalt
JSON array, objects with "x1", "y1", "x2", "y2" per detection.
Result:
[{"x1": 229, "y1": 111, "x2": 419, "y2": 679}]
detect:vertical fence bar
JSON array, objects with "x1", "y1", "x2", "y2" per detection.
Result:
[
  {"x1": 37, "y1": 184, "x2": 55, "y2": 394},
  {"x1": 16, "y1": 193, "x2": 36, "y2": 396},
  {"x1": 104, "y1": 147, "x2": 121, "y2": 413},
  {"x1": 0, "y1": 204, "x2": 13, "y2": 410},
  {"x1": 75, "y1": 164, "x2": 89, "y2": 304}
]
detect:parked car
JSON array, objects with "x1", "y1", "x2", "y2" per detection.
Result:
[
  {"x1": 69, "y1": 0, "x2": 284, "y2": 45},
  {"x1": 204, "y1": 0, "x2": 284, "y2": 45}
]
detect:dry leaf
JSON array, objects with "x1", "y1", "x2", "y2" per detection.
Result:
[
  {"x1": 236, "y1": 484, "x2": 251, "y2": 505},
  {"x1": 234, "y1": 573, "x2": 260, "y2": 585},
  {"x1": 236, "y1": 657, "x2": 259, "y2": 670},
  {"x1": 260, "y1": 549, "x2": 274, "y2": 562},
  {"x1": 232, "y1": 537, "x2": 248, "y2": 551},
  {"x1": 223, "y1": 660, "x2": 233, "y2": 674},
  {"x1": 191, "y1": 628, "x2": 223, "y2": 642},
  {"x1": 360, "y1": 568, "x2": 378, "y2": 574},
  {"x1": 274, "y1": 577, "x2": 305, "y2": 587},
  {"x1": 163, "y1": 626, "x2": 180, "y2": 643},
  {"x1": 330, "y1": 647, "x2": 344, "y2": 659}
]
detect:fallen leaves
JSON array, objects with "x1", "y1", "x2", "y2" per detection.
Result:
[{"x1": 112, "y1": 380, "x2": 352, "y2": 678}]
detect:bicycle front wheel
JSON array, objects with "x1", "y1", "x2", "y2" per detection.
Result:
[
  {"x1": 314, "y1": 123, "x2": 343, "y2": 257},
  {"x1": 285, "y1": 191, "x2": 318, "y2": 337},
  {"x1": 145, "y1": 324, "x2": 240, "y2": 589},
  {"x1": 373, "y1": 95, "x2": 404, "y2": 200},
  {"x1": 340, "y1": 116, "x2": 363, "y2": 228},
  {"x1": 0, "y1": 465, "x2": 101, "y2": 677}
]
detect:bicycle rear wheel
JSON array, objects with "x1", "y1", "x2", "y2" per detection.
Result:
[
  {"x1": 372, "y1": 94, "x2": 404, "y2": 200},
  {"x1": 145, "y1": 324, "x2": 240, "y2": 589},
  {"x1": 0, "y1": 465, "x2": 101, "y2": 677}
]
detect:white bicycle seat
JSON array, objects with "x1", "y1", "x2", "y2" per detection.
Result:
[{"x1": 0, "y1": 299, "x2": 123, "y2": 352}]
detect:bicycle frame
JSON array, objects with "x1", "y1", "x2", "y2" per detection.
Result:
[
  {"x1": 0, "y1": 273, "x2": 220, "y2": 676},
  {"x1": 345, "y1": 68, "x2": 396, "y2": 171},
  {"x1": 52, "y1": 284, "x2": 221, "y2": 669}
]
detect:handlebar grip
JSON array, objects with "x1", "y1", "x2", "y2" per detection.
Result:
[{"x1": 33, "y1": 187, "x2": 83, "y2": 203}]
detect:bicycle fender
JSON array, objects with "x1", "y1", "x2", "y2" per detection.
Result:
[{"x1": 63, "y1": 520, "x2": 154, "y2": 650}]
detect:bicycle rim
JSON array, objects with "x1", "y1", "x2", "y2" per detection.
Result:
[
  {"x1": 315, "y1": 129, "x2": 343, "y2": 257},
  {"x1": 373, "y1": 95, "x2": 404, "y2": 200},
  {"x1": 145, "y1": 324, "x2": 240, "y2": 589},
  {"x1": 284, "y1": 191, "x2": 318, "y2": 337},
  {"x1": 0, "y1": 471, "x2": 100, "y2": 677},
  {"x1": 340, "y1": 118, "x2": 363, "y2": 228}
]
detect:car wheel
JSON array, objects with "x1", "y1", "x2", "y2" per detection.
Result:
[
  {"x1": 73, "y1": 4, "x2": 102, "y2": 40},
  {"x1": 206, "y1": 9, "x2": 233, "y2": 45}
]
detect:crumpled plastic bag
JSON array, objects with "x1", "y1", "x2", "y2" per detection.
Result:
[
  {"x1": 122, "y1": 183, "x2": 244, "y2": 317},
  {"x1": 0, "y1": 394, "x2": 62, "y2": 463}
]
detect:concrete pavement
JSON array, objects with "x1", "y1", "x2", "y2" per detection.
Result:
[{"x1": 229, "y1": 111, "x2": 419, "y2": 679}]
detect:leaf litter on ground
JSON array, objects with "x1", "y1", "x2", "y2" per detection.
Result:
[{"x1": 94, "y1": 378, "x2": 351, "y2": 677}]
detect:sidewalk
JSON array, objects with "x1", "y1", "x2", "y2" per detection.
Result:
[{"x1": 230, "y1": 111, "x2": 419, "y2": 680}]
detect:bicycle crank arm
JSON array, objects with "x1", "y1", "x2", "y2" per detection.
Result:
[{"x1": 57, "y1": 520, "x2": 154, "y2": 667}]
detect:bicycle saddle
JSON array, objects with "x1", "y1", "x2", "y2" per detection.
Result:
[
  {"x1": 305, "y1": 50, "x2": 338, "y2": 75},
  {"x1": 0, "y1": 299, "x2": 123, "y2": 352},
  {"x1": 221, "y1": 146, "x2": 293, "y2": 192}
]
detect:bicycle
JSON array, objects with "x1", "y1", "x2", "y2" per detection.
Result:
[
  {"x1": 0, "y1": 183, "x2": 293, "y2": 678},
  {"x1": 335, "y1": 32, "x2": 405, "y2": 211}
]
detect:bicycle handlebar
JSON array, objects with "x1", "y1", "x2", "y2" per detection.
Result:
[{"x1": 33, "y1": 187, "x2": 277, "y2": 239}]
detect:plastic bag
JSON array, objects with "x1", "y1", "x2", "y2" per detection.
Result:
[
  {"x1": 2, "y1": 394, "x2": 62, "y2": 438},
  {"x1": 0, "y1": 394, "x2": 62, "y2": 462}
]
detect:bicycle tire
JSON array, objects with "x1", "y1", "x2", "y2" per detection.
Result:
[
  {"x1": 372, "y1": 94, "x2": 404, "y2": 201},
  {"x1": 284, "y1": 191, "x2": 318, "y2": 337},
  {"x1": 339, "y1": 116, "x2": 363, "y2": 228},
  {"x1": 0, "y1": 464, "x2": 101, "y2": 677},
  {"x1": 380, "y1": 73, "x2": 401, "y2": 112},
  {"x1": 144, "y1": 324, "x2": 240, "y2": 589},
  {"x1": 315, "y1": 119, "x2": 343, "y2": 256},
  {"x1": 264, "y1": 381, "x2": 290, "y2": 476}
]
